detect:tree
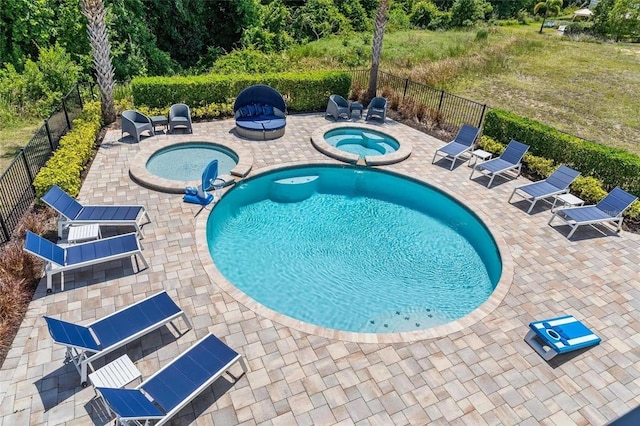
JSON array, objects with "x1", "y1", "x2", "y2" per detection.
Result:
[
  {"x1": 609, "y1": 0, "x2": 640, "y2": 41},
  {"x1": 291, "y1": 0, "x2": 351, "y2": 41},
  {"x1": 451, "y1": 0, "x2": 489, "y2": 27},
  {"x1": 82, "y1": 0, "x2": 115, "y2": 124},
  {"x1": 368, "y1": 0, "x2": 389, "y2": 100},
  {"x1": 0, "y1": 0, "x2": 53, "y2": 68},
  {"x1": 534, "y1": 0, "x2": 563, "y2": 33},
  {"x1": 410, "y1": 1, "x2": 441, "y2": 28}
]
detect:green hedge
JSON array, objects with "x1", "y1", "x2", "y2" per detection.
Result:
[
  {"x1": 131, "y1": 71, "x2": 352, "y2": 116},
  {"x1": 33, "y1": 101, "x2": 102, "y2": 199},
  {"x1": 483, "y1": 109, "x2": 640, "y2": 197}
]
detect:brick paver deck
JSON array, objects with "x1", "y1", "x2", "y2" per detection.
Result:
[{"x1": 1, "y1": 114, "x2": 639, "y2": 425}]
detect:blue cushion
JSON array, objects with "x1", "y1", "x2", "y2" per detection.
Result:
[
  {"x1": 263, "y1": 105, "x2": 274, "y2": 116},
  {"x1": 253, "y1": 104, "x2": 263, "y2": 116},
  {"x1": 263, "y1": 118, "x2": 286, "y2": 131},
  {"x1": 235, "y1": 120, "x2": 264, "y2": 130},
  {"x1": 240, "y1": 106, "x2": 250, "y2": 117},
  {"x1": 247, "y1": 105, "x2": 256, "y2": 116}
]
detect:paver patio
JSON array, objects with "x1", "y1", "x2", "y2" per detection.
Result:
[{"x1": 1, "y1": 113, "x2": 639, "y2": 425}]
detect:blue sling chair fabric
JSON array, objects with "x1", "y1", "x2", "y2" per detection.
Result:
[{"x1": 44, "y1": 291, "x2": 191, "y2": 386}]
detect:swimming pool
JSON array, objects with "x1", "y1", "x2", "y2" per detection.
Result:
[
  {"x1": 324, "y1": 127, "x2": 399, "y2": 157},
  {"x1": 311, "y1": 123, "x2": 411, "y2": 165},
  {"x1": 146, "y1": 142, "x2": 238, "y2": 181},
  {"x1": 207, "y1": 165, "x2": 502, "y2": 335},
  {"x1": 130, "y1": 140, "x2": 253, "y2": 193}
]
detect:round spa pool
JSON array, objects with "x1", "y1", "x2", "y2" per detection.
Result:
[
  {"x1": 311, "y1": 123, "x2": 412, "y2": 166},
  {"x1": 146, "y1": 142, "x2": 238, "y2": 181},
  {"x1": 324, "y1": 127, "x2": 399, "y2": 157},
  {"x1": 207, "y1": 165, "x2": 502, "y2": 335}
]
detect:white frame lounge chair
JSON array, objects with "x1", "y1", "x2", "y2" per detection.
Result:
[
  {"x1": 470, "y1": 139, "x2": 530, "y2": 188},
  {"x1": 24, "y1": 231, "x2": 148, "y2": 292},
  {"x1": 509, "y1": 165, "x2": 580, "y2": 213},
  {"x1": 41, "y1": 184, "x2": 151, "y2": 239},
  {"x1": 44, "y1": 291, "x2": 192, "y2": 386},
  {"x1": 432, "y1": 124, "x2": 481, "y2": 170},
  {"x1": 96, "y1": 333, "x2": 247, "y2": 426},
  {"x1": 548, "y1": 186, "x2": 637, "y2": 239},
  {"x1": 525, "y1": 314, "x2": 601, "y2": 360}
]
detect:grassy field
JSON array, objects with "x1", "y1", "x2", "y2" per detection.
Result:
[
  {"x1": 294, "y1": 24, "x2": 640, "y2": 154},
  {"x1": 0, "y1": 120, "x2": 42, "y2": 172},
  {"x1": 452, "y1": 25, "x2": 640, "y2": 154}
]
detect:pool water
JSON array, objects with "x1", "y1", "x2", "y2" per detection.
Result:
[
  {"x1": 207, "y1": 166, "x2": 501, "y2": 333},
  {"x1": 146, "y1": 143, "x2": 238, "y2": 181},
  {"x1": 324, "y1": 128, "x2": 399, "y2": 158}
]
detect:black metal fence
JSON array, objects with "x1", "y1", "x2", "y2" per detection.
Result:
[
  {"x1": 348, "y1": 69, "x2": 488, "y2": 131},
  {"x1": 0, "y1": 84, "x2": 87, "y2": 244}
]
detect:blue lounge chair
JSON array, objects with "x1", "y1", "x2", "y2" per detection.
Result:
[
  {"x1": 525, "y1": 314, "x2": 601, "y2": 360},
  {"x1": 469, "y1": 139, "x2": 530, "y2": 188},
  {"x1": 96, "y1": 333, "x2": 247, "y2": 426},
  {"x1": 41, "y1": 185, "x2": 151, "y2": 239},
  {"x1": 44, "y1": 291, "x2": 191, "y2": 386},
  {"x1": 24, "y1": 231, "x2": 148, "y2": 293},
  {"x1": 509, "y1": 165, "x2": 581, "y2": 213},
  {"x1": 183, "y1": 159, "x2": 226, "y2": 206},
  {"x1": 432, "y1": 124, "x2": 481, "y2": 170},
  {"x1": 548, "y1": 186, "x2": 638, "y2": 239}
]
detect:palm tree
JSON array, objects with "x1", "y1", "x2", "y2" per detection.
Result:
[
  {"x1": 82, "y1": 0, "x2": 116, "y2": 124},
  {"x1": 367, "y1": 0, "x2": 389, "y2": 100},
  {"x1": 534, "y1": 0, "x2": 564, "y2": 34}
]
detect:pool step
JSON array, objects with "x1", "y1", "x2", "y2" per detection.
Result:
[
  {"x1": 270, "y1": 175, "x2": 319, "y2": 203},
  {"x1": 360, "y1": 307, "x2": 448, "y2": 333}
]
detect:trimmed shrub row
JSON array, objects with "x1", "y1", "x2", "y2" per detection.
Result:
[
  {"x1": 33, "y1": 101, "x2": 102, "y2": 199},
  {"x1": 131, "y1": 71, "x2": 352, "y2": 116},
  {"x1": 483, "y1": 109, "x2": 640, "y2": 197}
]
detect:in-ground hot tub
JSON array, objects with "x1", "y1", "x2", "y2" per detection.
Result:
[
  {"x1": 129, "y1": 140, "x2": 253, "y2": 193},
  {"x1": 311, "y1": 123, "x2": 411, "y2": 165}
]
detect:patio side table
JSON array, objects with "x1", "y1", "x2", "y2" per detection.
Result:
[
  {"x1": 67, "y1": 224, "x2": 101, "y2": 244},
  {"x1": 89, "y1": 354, "x2": 141, "y2": 389},
  {"x1": 469, "y1": 149, "x2": 492, "y2": 168},
  {"x1": 551, "y1": 193, "x2": 585, "y2": 212},
  {"x1": 349, "y1": 102, "x2": 364, "y2": 119},
  {"x1": 151, "y1": 115, "x2": 168, "y2": 132}
]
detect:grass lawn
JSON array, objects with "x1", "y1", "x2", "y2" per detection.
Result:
[
  {"x1": 294, "y1": 24, "x2": 640, "y2": 155},
  {"x1": 0, "y1": 120, "x2": 42, "y2": 171},
  {"x1": 452, "y1": 25, "x2": 640, "y2": 154}
]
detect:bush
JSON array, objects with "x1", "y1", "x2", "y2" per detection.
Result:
[
  {"x1": 475, "y1": 28, "x2": 489, "y2": 41},
  {"x1": 131, "y1": 71, "x2": 352, "y2": 115},
  {"x1": 33, "y1": 101, "x2": 102, "y2": 198},
  {"x1": 211, "y1": 48, "x2": 287, "y2": 74},
  {"x1": 410, "y1": 1, "x2": 442, "y2": 29},
  {"x1": 564, "y1": 22, "x2": 594, "y2": 35},
  {"x1": 0, "y1": 241, "x2": 41, "y2": 285},
  {"x1": 0, "y1": 45, "x2": 81, "y2": 118},
  {"x1": 483, "y1": 108, "x2": 640, "y2": 196}
]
